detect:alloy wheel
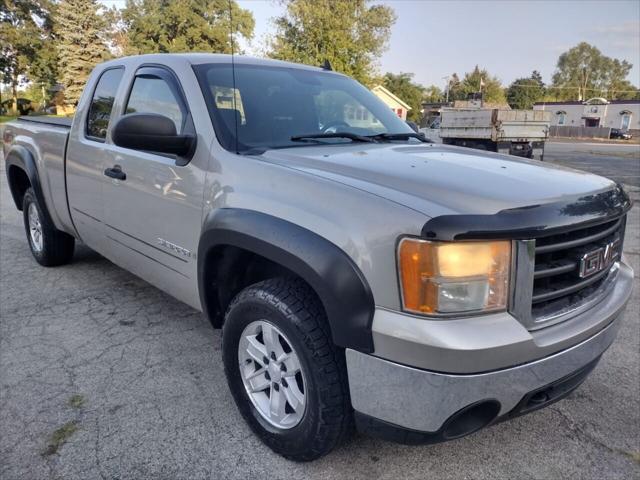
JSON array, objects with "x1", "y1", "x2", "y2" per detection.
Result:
[{"x1": 238, "y1": 320, "x2": 306, "y2": 429}]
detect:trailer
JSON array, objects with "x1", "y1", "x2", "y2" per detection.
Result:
[{"x1": 421, "y1": 108, "x2": 551, "y2": 160}]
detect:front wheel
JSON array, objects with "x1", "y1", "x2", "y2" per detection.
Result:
[
  {"x1": 222, "y1": 278, "x2": 351, "y2": 461},
  {"x1": 22, "y1": 188, "x2": 75, "y2": 266}
]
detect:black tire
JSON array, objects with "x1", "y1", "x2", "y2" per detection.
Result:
[
  {"x1": 222, "y1": 277, "x2": 351, "y2": 461},
  {"x1": 22, "y1": 188, "x2": 75, "y2": 266}
]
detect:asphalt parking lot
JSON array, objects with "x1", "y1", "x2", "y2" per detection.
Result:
[
  {"x1": 545, "y1": 140, "x2": 640, "y2": 187},
  {"x1": 1, "y1": 143, "x2": 639, "y2": 479}
]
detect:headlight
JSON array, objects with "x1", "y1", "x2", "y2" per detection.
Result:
[{"x1": 397, "y1": 238, "x2": 511, "y2": 315}]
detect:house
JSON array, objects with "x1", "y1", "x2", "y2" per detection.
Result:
[
  {"x1": 371, "y1": 85, "x2": 411, "y2": 120},
  {"x1": 533, "y1": 98, "x2": 639, "y2": 133}
]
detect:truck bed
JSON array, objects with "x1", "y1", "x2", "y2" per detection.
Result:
[
  {"x1": 439, "y1": 109, "x2": 550, "y2": 141},
  {"x1": 3, "y1": 116, "x2": 74, "y2": 234}
]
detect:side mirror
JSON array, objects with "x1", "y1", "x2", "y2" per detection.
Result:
[
  {"x1": 406, "y1": 120, "x2": 419, "y2": 133},
  {"x1": 112, "y1": 113, "x2": 195, "y2": 158}
]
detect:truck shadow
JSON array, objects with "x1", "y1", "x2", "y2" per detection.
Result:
[{"x1": 71, "y1": 243, "x2": 108, "y2": 265}]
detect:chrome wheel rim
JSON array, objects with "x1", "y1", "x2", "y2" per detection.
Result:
[
  {"x1": 238, "y1": 320, "x2": 306, "y2": 429},
  {"x1": 28, "y1": 203, "x2": 43, "y2": 253}
]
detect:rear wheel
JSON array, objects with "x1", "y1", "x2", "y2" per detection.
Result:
[
  {"x1": 22, "y1": 188, "x2": 75, "y2": 266},
  {"x1": 222, "y1": 277, "x2": 351, "y2": 461}
]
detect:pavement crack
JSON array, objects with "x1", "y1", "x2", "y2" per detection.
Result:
[{"x1": 550, "y1": 405, "x2": 637, "y2": 463}]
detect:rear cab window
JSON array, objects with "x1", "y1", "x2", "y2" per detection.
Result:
[
  {"x1": 86, "y1": 67, "x2": 125, "y2": 141},
  {"x1": 212, "y1": 86, "x2": 246, "y2": 125}
]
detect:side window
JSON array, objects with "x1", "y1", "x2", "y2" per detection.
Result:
[
  {"x1": 86, "y1": 68, "x2": 124, "y2": 140},
  {"x1": 125, "y1": 75, "x2": 184, "y2": 132}
]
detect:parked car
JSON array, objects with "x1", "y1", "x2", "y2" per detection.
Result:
[
  {"x1": 1, "y1": 98, "x2": 35, "y2": 116},
  {"x1": 3, "y1": 54, "x2": 633, "y2": 461},
  {"x1": 610, "y1": 128, "x2": 632, "y2": 140}
]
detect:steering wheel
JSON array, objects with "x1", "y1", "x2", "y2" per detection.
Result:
[{"x1": 322, "y1": 121, "x2": 350, "y2": 133}]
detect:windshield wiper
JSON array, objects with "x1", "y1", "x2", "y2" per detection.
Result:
[
  {"x1": 367, "y1": 132, "x2": 432, "y2": 143},
  {"x1": 291, "y1": 132, "x2": 375, "y2": 143}
]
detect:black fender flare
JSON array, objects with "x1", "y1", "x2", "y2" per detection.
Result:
[
  {"x1": 4, "y1": 145, "x2": 54, "y2": 223},
  {"x1": 198, "y1": 208, "x2": 375, "y2": 353}
]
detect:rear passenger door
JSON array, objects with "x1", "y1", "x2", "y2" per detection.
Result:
[
  {"x1": 101, "y1": 66, "x2": 205, "y2": 309},
  {"x1": 66, "y1": 67, "x2": 125, "y2": 254}
]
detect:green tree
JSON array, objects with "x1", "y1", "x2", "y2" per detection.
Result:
[
  {"x1": 603, "y1": 59, "x2": 639, "y2": 100},
  {"x1": 23, "y1": 82, "x2": 49, "y2": 109},
  {"x1": 608, "y1": 81, "x2": 640, "y2": 100},
  {"x1": 506, "y1": 70, "x2": 545, "y2": 109},
  {"x1": 55, "y1": 0, "x2": 110, "y2": 107},
  {"x1": 382, "y1": 72, "x2": 425, "y2": 122},
  {"x1": 551, "y1": 42, "x2": 635, "y2": 100},
  {"x1": 30, "y1": 37, "x2": 60, "y2": 102},
  {"x1": 116, "y1": 0, "x2": 254, "y2": 55},
  {"x1": 447, "y1": 73, "x2": 462, "y2": 102},
  {"x1": 446, "y1": 68, "x2": 506, "y2": 104},
  {"x1": 423, "y1": 85, "x2": 444, "y2": 103},
  {"x1": 0, "y1": 0, "x2": 55, "y2": 112},
  {"x1": 459, "y1": 66, "x2": 506, "y2": 104},
  {"x1": 269, "y1": 0, "x2": 396, "y2": 86}
]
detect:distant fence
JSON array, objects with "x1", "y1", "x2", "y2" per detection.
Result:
[{"x1": 549, "y1": 126, "x2": 611, "y2": 139}]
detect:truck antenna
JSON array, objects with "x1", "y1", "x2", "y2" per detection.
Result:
[{"x1": 228, "y1": 0, "x2": 239, "y2": 154}]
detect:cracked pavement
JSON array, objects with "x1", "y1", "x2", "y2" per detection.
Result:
[{"x1": 1, "y1": 145, "x2": 639, "y2": 479}]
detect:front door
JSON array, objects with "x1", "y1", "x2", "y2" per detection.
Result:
[
  {"x1": 585, "y1": 118, "x2": 600, "y2": 127},
  {"x1": 66, "y1": 67, "x2": 125, "y2": 254},
  {"x1": 101, "y1": 66, "x2": 205, "y2": 308}
]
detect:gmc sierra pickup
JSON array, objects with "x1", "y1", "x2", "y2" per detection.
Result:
[{"x1": 3, "y1": 54, "x2": 633, "y2": 461}]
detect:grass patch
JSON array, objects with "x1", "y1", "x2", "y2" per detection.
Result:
[
  {"x1": 68, "y1": 394, "x2": 85, "y2": 409},
  {"x1": 42, "y1": 421, "x2": 78, "y2": 456},
  {"x1": 627, "y1": 451, "x2": 640, "y2": 464},
  {"x1": 0, "y1": 115, "x2": 18, "y2": 123}
]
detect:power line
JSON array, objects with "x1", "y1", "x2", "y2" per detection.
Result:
[{"x1": 507, "y1": 82, "x2": 639, "y2": 93}]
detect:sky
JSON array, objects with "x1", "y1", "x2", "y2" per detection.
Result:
[{"x1": 100, "y1": 0, "x2": 640, "y2": 91}]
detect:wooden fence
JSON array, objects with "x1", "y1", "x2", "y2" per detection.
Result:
[{"x1": 549, "y1": 126, "x2": 612, "y2": 139}]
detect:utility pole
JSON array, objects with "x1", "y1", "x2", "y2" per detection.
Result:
[{"x1": 442, "y1": 76, "x2": 450, "y2": 104}]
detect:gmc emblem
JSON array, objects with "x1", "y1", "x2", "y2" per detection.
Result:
[{"x1": 579, "y1": 238, "x2": 620, "y2": 278}]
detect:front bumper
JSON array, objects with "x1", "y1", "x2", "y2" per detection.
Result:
[
  {"x1": 347, "y1": 261, "x2": 633, "y2": 441},
  {"x1": 370, "y1": 260, "x2": 634, "y2": 373}
]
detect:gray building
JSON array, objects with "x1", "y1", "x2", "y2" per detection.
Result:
[{"x1": 534, "y1": 98, "x2": 639, "y2": 134}]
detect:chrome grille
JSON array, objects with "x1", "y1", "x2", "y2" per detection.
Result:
[{"x1": 531, "y1": 216, "x2": 625, "y2": 321}]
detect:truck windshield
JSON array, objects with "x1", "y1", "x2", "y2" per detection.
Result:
[{"x1": 193, "y1": 63, "x2": 415, "y2": 153}]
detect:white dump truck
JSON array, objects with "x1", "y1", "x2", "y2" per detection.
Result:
[{"x1": 421, "y1": 108, "x2": 552, "y2": 160}]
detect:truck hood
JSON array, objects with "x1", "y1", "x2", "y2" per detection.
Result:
[{"x1": 260, "y1": 143, "x2": 616, "y2": 218}]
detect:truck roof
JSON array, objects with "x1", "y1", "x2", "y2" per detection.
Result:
[{"x1": 99, "y1": 53, "x2": 335, "y2": 73}]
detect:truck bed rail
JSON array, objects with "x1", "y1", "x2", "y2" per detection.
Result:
[{"x1": 17, "y1": 116, "x2": 72, "y2": 129}]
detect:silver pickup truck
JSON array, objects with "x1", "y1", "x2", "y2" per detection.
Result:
[{"x1": 2, "y1": 54, "x2": 634, "y2": 461}]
